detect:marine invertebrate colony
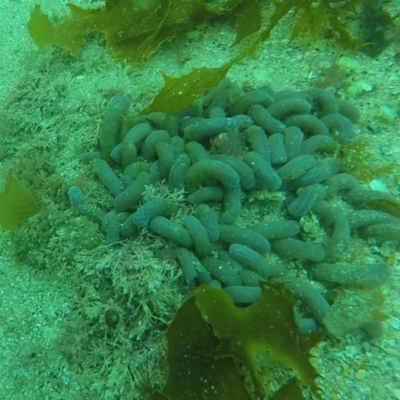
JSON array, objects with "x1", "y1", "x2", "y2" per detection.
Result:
[{"x1": 71, "y1": 77, "x2": 395, "y2": 398}]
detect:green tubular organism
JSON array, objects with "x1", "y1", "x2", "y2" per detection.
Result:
[
  {"x1": 185, "y1": 141, "x2": 209, "y2": 164},
  {"x1": 194, "y1": 204, "x2": 220, "y2": 242},
  {"x1": 284, "y1": 278, "x2": 330, "y2": 324},
  {"x1": 102, "y1": 210, "x2": 128, "y2": 245},
  {"x1": 183, "y1": 215, "x2": 212, "y2": 258},
  {"x1": 113, "y1": 171, "x2": 150, "y2": 212},
  {"x1": 285, "y1": 114, "x2": 330, "y2": 136},
  {"x1": 231, "y1": 89, "x2": 274, "y2": 114},
  {"x1": 228, "y1": 243, "x2": 283, "y2": 279},
  {"x1": 147, "y1": 161, "x2": 161, "y2": 184},
  {"x1": 91, "y1": 158, "x2": 122, "y2": 197},
  {"x1": 220, "y1": 186, "x2": 242, "y2": 224},
  {"x1": 244, "y1": 125, "x2": 271, "y2": 163},
  {"x1": 325, "y1": 173, "x2": 358, "y2": 196},
  {"x1": 251, "y1": 219, "x2": 300, "y2": 240},
  {"x1": 185, "y1": 159, "x2": 240, "y2": 193},
  {"x1": 99, "y1": 95, "x2": 131, "y2": 162},
  {"x1": 123, "y1": 122, "x2": 152, "y2": 145},
  {"x1": 201, "y1": 257, "x2": 242, "y2": 287},
  {"x1": 121, "y1": 139, "x2": 137, "y2": 168},
  {"x1": 276, "y1": 154, "x2": 318, "y2": 183},
  {"x1": 287, "y1": 184, "x2": 327, "y2": 218},
  {"x1": 170, "y1": 136, "x2": 185, "y2": 156},
  {"x1": 131, "y1": 199, "x2": 178, "y2": 228},
  {"x1": 168, "y1": 153, "x2": 191, "y2": 190},
  {"x1": 210, "y1": 154, "x2": 256, "y2": 190},
  {"x1": 155, "y1": 141, "x2": 175, "y2": 180},
  {"x1": 123, "y1": 161, "x2": 150, "y2": 179},
  {"x1": 149, "y1": 216, "x2": 193, "y2": 248},
  {"x1": 141, "y1": 129, "x2": 170, "y2": 161},
  {"x1": 218, "y1": 224, "x2": 270, "y2": 255},
  {"x1": 271, "y1": 238, "x2": 326, "y2": 263},
  {"x1": 217, "y1": 249, "x2": 243, "y2": 273},
  {"x1": 344, "y1": 187, "x2": 400, "y2": 214},
  {"x1": 182, "y1": 117, "x2": 235, "y2": 142},
  {"x1": 338, "y1": 100, "x2": 360, "y2": 123},
  {"x1": 67, "y1": 186, "x2": 86, "y2": 215},
  {"x1": 186, "y1": 187, "x2": 224, "y2": 205},
  {"x1": 175, "y1": 247, "x2": 212, "y2": 284},
  {"x1": 312, "y1": 262, "x2": 392, "y2": 288},
  {"x1": 174, "y1": 247, "x2": 198, "y2": 282},
  {"x1": 325, "y1": 208, "x2": 351, "y2": 261},
  {"x1": 301, "y1": 135, "x2": 336, "y2": 155},
  {"x1": 361, "y1": 223, "x2": 400, "y2": 241},
  {"x1": 306, "y1": 87, "x2": 338, "y2": 116},
  {"x1": 239, "y1": 269, "x2": 263, "y2": 287},
  {"x1": 347, "y1": 210, "x2": 400, "y2": 230},
  {"x1": 320, "y1": 114, "x2": 354, "y2": 142},
  {"x1": 243, "y1": 152, "x2": 282, "y2": 191},
  {"x1": 267, "y1": 97, "x2": 312, "y2": 119},
  {"x1": 283, "y1": 126, "x2": 303, "y2": 160},
  {"x1": 268, "y1": 133, "x2": 287, "y2": 164},
  {"x1": 247, "y1": 104, "x2": 285, "y2": 134},
  {"x1": 290, "y1": 159, "x2": 342, "y2": 189}
]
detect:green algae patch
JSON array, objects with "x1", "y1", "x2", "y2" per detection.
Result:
[
  {"x1": 27, "y1": 4, "x2": 85, "y2": 55},
  {"x1": 138, "y1": 36, "x2": 261, "y2": 114},
  {"x1": 342, "y1": 135, "x2": 398, "y2": 183},
  {"x1": 141, "y1": 65, "x2": 232, "y2": 115},
  {"x1": 155, "y1": 283, "x2": 322, "y2": 400},
  {"x1": 261, "y1": 0, "x2": 364, "y2": 48},
  {"x1": 27, "y1": 1, "x2": 173, "y2": 62},
  {"x1": 26, "y1": 0, "x2": 262, "y2": 65},
  {"x1": 260, "y1": 0, "x2": 394, "y2": 55},
  {"x1": 0, "y1": 174, "x2": 39, "y2": 231},
  {"x1": 233, "y1": 0, "x2": 262, "y2": 44},
  {"x1": 27, "y1": 0, "x2": 394, "y2": 63},
  {"x1": 157, "y1": 292, "x2": 253, "y2": 400}
]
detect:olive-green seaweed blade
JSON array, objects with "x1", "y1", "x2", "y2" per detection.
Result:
[
  {"x1": 158, "y1": 295, "x2": 253, "y2": 400},
  {"x1": 0, "y1": 174, "x2": 39, "y2": 231},
  {"x1": 141, "y1": 65, "x2": 232, "y2": 115},
  {"x1": 196, "y1": 283, "x2": 323, "y2": 398}
]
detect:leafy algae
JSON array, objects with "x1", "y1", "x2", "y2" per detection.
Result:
[
  {"x1": 27, "y1": 0, "x2": 393, "y2": 65},
  {"x1": 27, "y1": 1, "x2": 393, "y2": 115},
  {"x1": 153, "y1": 283, "x2": 323, "y2": 400},
  {"x1": 0, "y1": 174, "x2": 39, "y2": 231},
  {"x1": 141, "y1": 65, "x2": 234, "y2": 115},
  {"x1": 27, "y1": 0, "x2": 262, "y2": 65}
]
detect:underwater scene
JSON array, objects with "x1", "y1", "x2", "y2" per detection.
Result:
[{"x1": 0, "y1": 0, "x2": 400, "y2": 399}]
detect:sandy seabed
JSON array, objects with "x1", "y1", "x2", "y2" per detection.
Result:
[{"x1": 0, "y1": 1, "x2": 399, "y2": 399}]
